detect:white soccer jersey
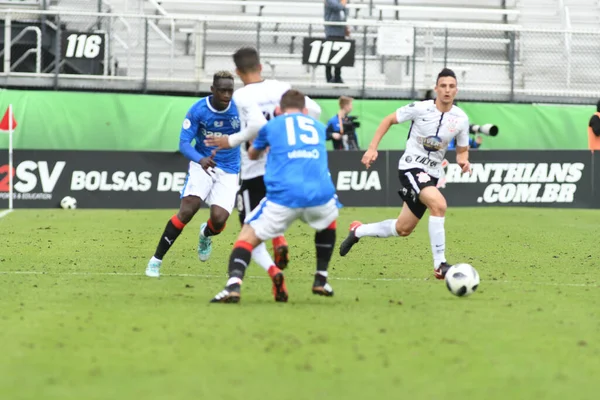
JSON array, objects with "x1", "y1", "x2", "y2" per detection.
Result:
[
  {"x1": 396, "y1": 100, "x2": 470, "y2": 178},
  {"x1": 232, "y1": 79, "x2": 321, "y2": 180}
]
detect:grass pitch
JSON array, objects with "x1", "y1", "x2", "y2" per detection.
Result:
[{"x1": 1, "y1": 207, "x2": 599, "y2": 400}]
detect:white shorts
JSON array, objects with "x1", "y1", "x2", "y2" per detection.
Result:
[
  {"x1": 180, "y1": 162, "x2": 239, "y2": 214},
  {"x1": 245, "y1": 197, "x2": 339, "y2": 241}
]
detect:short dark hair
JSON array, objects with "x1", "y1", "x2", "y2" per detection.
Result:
[
  {"x1": 280, "y1": 89, "x2": 306, "y2": 111},
  {"x1": 597, "y1": 99, "x2": 600, "y2": 112},
  {"x1": 213, "y1": 70, "x2": 234, "y2": 85},
  {"x1": 233, "y1": 47, "x2": 260, "y2": 73},
  {"x1": 437, "y1": 68, "x2": 457, "y2": 84}
]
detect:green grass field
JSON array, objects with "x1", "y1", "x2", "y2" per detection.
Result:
[{"x1": 1, "y1": 207, "x2": 599, "y2": 400}]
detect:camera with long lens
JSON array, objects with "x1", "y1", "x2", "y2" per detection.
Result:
[
  {"x1": 469, "y1": 123, "x2": 499, "y2": 137},
  {"x1": 341, "y1": 115, "x2": 361, "y2": 150}
]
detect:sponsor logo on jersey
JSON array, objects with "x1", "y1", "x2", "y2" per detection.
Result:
[
  {"x1": 419, "y1": 135, "x2": 445, "y2": 152},
  {"x1": 287, "y1": 149, "x2": 320, "y2": 159},
  {"x1": 445, "y1": 162, "x2": 584, "y2": 204}
]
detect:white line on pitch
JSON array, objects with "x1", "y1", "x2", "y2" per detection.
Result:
[
  {"x1": 0, "y1": 209, "x2": 13, "y2": 219},
  {"x1": 0, "y1": 270, "x2": 596, "y2": 288}
]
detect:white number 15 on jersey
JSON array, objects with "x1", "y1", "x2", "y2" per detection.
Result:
[{"x1": 285, "y1": 116, "x2": 319, "y2": 146}]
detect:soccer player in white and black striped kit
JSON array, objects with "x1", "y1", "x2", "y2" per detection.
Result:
[{"x1": 339, "y1": 68, "x2": 472, "y2": 279}]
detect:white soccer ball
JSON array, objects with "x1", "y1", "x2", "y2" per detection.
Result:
[
  {"x1": 60, "y1": 196, "x2": 77, "y2": 210},
  {"x1": 445, "y1": 263, "x2": 480, "y2": 297}
]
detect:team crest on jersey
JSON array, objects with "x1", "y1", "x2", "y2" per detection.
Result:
[
  {"x1": 417, "y1": 172, "x2": 431, "y2": 183},
  {"x1": 214, "y1": 121, "x2": 223, "y2": 128},
  {"x1": 422, "y1": 135, "x2": 444, "y2": 152},
  {"x1": 446, "y1": 117, "x2": 459, "y2": 133},
  {"x1": 230, "y1": 116, "x2": 241, "y2": 130}
]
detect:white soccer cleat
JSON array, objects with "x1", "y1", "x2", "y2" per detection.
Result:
[
  {"x1": 145, "y1": 258, "x2": 162, "y2": 278},
  {"x1": 198, "y1": 223, "x2": 213, "y2": 262}
]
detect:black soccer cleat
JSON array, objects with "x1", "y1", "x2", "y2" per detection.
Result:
[
  {"x1": 339, "y1": 221, "x2": 362, "y2": 257},
  {"x1": 434, "y1": 262, "x2": 453, "y2": 280},
  {"x1": 210, "y1": 284, "x2": 241, "y2": 303},
  {"x1": 312, "y1": 273, "x2": 334, "y2": 297}
]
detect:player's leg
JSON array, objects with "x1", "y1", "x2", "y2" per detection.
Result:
[
  {"x1": 211, "y1": 200, "x2": 296, "y2": 303},
  {"x1": 339, "y1": 169, "x2": 425, "y2": 256},
  {"x1": 417, "y1": 185, "x2": 452, "y2": 279},
  {"x1": 302, "y1": 198, "x2": 340, "y2": 296},
  {"x1": 146, "y1": 163, "x2": 208, "y2": 277},
  {"x1": 238, "y1": 177, "x2": 281, "y2": 273},
  {"x1": 198, "y1": 168, "x2": 238, "y2": 261}
]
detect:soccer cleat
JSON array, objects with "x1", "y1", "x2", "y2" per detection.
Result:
[
  {"x1": 274, "y1": 245, "x2": 290, "y2": 270},
  {"x1": 145, "y1": 258, "x2": 162, "y2": 278},
  {"x1": 312, "y1": 273, "x2": 334, "y2": 297},
  {"x1": 198, "y1": 223, "x2": 213, "y2": 262},
  {"x1": 268, "y1": 266, "x2": 288, "y2": 302},
  {"x1": 209, "y1": 284, "x2": 241, "y2": 303},
  {"x1": 434, "y1": 262, "x2": 452, "y2": 280},
  {"x1": 339, "y1": 221, "x2": 362, "y2": 256}
]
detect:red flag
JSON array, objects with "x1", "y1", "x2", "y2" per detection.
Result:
[{"x1": 0, "y1": 106, "x2": 17, "y2": 131}]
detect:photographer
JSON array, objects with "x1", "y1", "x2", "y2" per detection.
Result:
[{"x1": 326, "y1": 96, "x2": 360, "y2": 150}]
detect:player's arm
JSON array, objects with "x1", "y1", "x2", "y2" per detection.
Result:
[
  {"x1": 248, "y1": 124, "x2": 269, "y2": 160},
  {"x1": 455, "y1": 118, "x2": 471, "y2": 174},
  {"x1": 590, "y1": 115, "x2": 600, "y2": 137},
  {"x1": 179, "y1": 110, "x2": 216, "y2": 170}
]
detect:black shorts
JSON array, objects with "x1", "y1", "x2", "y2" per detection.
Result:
[
  {"x1": 398, "y1": 168, "x2": 439, "y2": 219},
  {"x1": 236, "y1": 175, "x2": 266, "y2": 225}
]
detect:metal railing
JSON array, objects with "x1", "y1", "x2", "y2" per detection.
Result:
[{"x1": 0, "y1": 8, "x2": 599, "y2": 104}]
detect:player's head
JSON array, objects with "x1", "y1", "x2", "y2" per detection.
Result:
[
  {"x1": 434, "y1": 68, "x2": 458, "y2": 106},
  {"x1": 339, "y1": 96, "x2": 353, "y2": 114},
  {"x1": 233, "y1": 47, "x2": 262, "y2": 81},
  {"x1": 210, "y1": 71, "x2": 235, "y2": 110},
  {"x1": 596, "y1": 99, "x2": 600, "y2": 112},
  {"x1": 279, "y1": 89, "x2": 307, "y2": 114}
]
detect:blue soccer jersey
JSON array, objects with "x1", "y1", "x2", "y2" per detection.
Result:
[
  {"x1": 253, "y1": 112, "x2": 336, "y2": 208},
  {"x1": 179, "y1": 96, "x2": 241, "y2": 174}
]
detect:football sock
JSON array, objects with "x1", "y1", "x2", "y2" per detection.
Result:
[
  {"x1": 251, "y1": 242, "x2": 275, "y2": 272},
  {"x1": 153, "y1": 215, "x2": 186, "y2": 260},
  {"x1": 429, "y1": 216, "x2": 447, "y2": 268},
  {"x1": 227, "y1": 240, "x2": 253, "y2": 284},
  {"x1": 355, "y1": 219, "x2": 399, "y2": 238},
  {"x1": 272, "y1": 235, "x2": 288, "y2": 249},
  {"x1": 202, "y1": 219, "x2": 225, "y2": 237},
  {"x1": 315, "y1": 222, "x2": 336, "y2": 273}
]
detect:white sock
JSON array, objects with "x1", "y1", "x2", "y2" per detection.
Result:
[
  {"x1": 355, "y1": 219, "x2": 398, "y2": 238},
  {"x1": 251, "y1": 242, "x2": 274, "y2": 272},
  {"x1": 316, "y1": 271, "x2": 328, "y2": 277},
  {"x1": 429, "y1": 216, "x2": 446, "y2": 268},
  {"x1": 226, "y1": 277, "x2": 242, "y2": 287},
  {"x1": 150, "y1": 256, "x2": 162, "y2": 263}
]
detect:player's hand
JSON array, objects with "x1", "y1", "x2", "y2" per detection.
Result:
[
  {"x1": 361, "y1": 148, "x2": 378, "y2": 169},
  {"x1": 204, "y1": 135, "x2": 231, "y2": 149},
  {"x1": 458, "y1": 160, "x2": 472, "y2": 175},
  {"x1": 199, "y1": 154, "x2": 216, "y2": 173}
]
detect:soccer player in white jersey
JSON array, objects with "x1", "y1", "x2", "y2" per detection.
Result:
[
  {"x1": 205, "y1": 47, "x2": 321, "y2": 278},
  {"x1": 339, "y1": 68, "x2": 472, "y2": 280}
]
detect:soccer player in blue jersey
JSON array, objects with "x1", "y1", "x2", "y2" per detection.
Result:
[
  {"x1": 210, "y1": 89, "x2": 340, "y2": 303},
  {"x1": 146, "y1": 71, "x2": 242, "y2": 278}
]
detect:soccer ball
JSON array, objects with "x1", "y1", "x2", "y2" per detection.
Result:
[
  {"x1": 60, "y1": 196, "x2": 77, "y2": 210},
  {"x1": 445, "y1": 263, "x2": 480, "y2": 297}
]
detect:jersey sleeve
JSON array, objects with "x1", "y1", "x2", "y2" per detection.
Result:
[
  {"x1": 179, "y1": 105, "x2": 204, "y2": 162},
  {"x1": 395, "y1": 102, "x2": 419, "y2": 123},
  {"x1": 305, "y1": 95, "x2": 322, "y2": 119},
  {"x1": 227, "y1": 91, "x2": 268, "y2": 147},
  {"x1": 455, "y1": 116, "x2": 471, "y2": 148},
  {"x1": 252, "y1": 124, "x2": 269, "y2": 150}
]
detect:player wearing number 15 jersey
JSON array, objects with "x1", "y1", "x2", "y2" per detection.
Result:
[
  {"x1": 204, "y1": 47, "x2": 322, "y2": 281},
  {"x1": 210, "y1": 90, "x2": 340, "y2": 303}
]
